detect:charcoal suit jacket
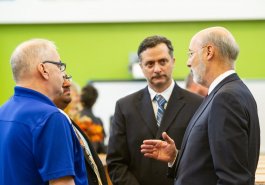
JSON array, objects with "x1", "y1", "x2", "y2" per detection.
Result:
[
  {"x1": 169, "y1": 74, "x2": 260, "y2": 185},
  {"x1": 107, "y1": 82, "x2": 203, "y2": 185}
]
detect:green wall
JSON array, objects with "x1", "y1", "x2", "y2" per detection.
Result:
[{"x1": 1, "y1": 21, "x2": 265, "y2": 105}]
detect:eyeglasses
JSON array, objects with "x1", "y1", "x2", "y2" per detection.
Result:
[
  {"x1": 187, "y1": 46, "x2": 207, "y2": 58},
  {"x1": 42, "y1": 61, "x2": 66, "y2": 72},
  {"x1": 63, "y1": 74, "x2": 72, "y2": 81}
]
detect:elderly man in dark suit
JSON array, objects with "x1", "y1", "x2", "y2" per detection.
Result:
[
  {"x1": 141, "y1": 26, "x2": 260, "y2": 185},
  {"x1": 53, "y1": 75, "x2": 108, "y2": 185},
  {"x1": 107, "y1": 35, "x2": 203, "y2": 185}
]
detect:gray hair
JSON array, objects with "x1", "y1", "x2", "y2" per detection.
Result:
[
  {"x1": 200, "y1": 27, "x2": 239, "y2": 62},
  {"x1": 10, "y1": 39, "x2": 57, "y2": 82}
]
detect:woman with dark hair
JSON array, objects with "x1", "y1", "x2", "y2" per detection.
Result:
[{"x1": 79, "y1": 84, "x2": 106, "y2": 154}]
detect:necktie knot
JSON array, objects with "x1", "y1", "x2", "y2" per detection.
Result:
[{"x1": 155, "y1": 94, "x2": 167, "y2": 108}]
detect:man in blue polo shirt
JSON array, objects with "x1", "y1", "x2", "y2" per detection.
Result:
[{"x1": 0, "y1": 39, "x2": 88, "y2": 185}]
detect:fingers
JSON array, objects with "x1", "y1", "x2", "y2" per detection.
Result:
[
  {"x1": 141, "y1": 142, "x2": 156, "y2": 153},
  {"x1": 143, "y1": 139, "x2": 161, "y2": 145},
  {"x1": 141, "y1": 144, "x2": 156, "y2": 159},
  {"x1": 140, "y1": 147, "x2": 154, "y2": 154},
  {"x1": 141, "y1": 143, "x2": 154, "y2": 150},
  {"x1": 162, "y1": 132, "x2": 178, "y2": 162},
  {"x1": 143, "y1": 153, "x2": 156, "y2": 159},
  {"x1": 162, "y1": 132, "x2": 174, "y2": 144}
]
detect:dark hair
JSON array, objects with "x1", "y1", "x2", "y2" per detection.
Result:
[
  {"x1": 137, "y1": 35, "x2": 174, "y2": 60},
  {"x1": 81, "y1": 84, "x2": 98, "y2": 109}
]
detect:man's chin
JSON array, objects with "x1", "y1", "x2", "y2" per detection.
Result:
[
  {"x1": 63, "y1": 97, "x2": 72, "y2": 104},
  {"x1": 150, "y1": 81, "x2": 166, "y2": 89}
]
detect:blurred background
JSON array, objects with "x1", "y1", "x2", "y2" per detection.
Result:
[{"x1": 1, "y1": 0, "x2": 265, "y2": 151}]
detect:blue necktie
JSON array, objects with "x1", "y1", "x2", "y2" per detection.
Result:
[{"x1": 155, "y1": 94, "x2": 167, "y2": 126}]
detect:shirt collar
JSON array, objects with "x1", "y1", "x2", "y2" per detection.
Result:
[
  {"x1": 148, "y1": 79, "x2": 175, "y2": 101},
  {"x1": 14, "y1": 86, "x2": 55, "y2": 107},
  {"x1": 208, "y1": 70, "x2": 235, "y2": 95}
]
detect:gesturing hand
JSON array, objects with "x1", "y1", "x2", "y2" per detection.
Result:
[{"x1": 140, "y1": 132, "x2": 177, "y2": 163}]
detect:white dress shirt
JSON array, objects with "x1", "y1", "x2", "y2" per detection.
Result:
[{"x1": 148, "y1": 79, "x2": 175, "y2": 117}]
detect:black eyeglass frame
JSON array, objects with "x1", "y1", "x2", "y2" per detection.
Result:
[
  {"x1": 63, "y1": 74, "x2": 72, "y2": 81},
  {"x1": 42, "y1": 61, "x2": 66, "y2": 72}
]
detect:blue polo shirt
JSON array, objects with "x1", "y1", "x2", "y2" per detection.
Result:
[{"x1": 0, "y1": 87, "x2": 88, "y2": 185}]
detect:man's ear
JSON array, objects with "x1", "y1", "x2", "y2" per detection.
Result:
[
  {"x1": 37, "y1": 63, "x2": 49, "y2": 80},
  {"x1": 206, "y1": 45, "x2": 214, "y2": 60}
]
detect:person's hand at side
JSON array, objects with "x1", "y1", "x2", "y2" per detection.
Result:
[
  {"x1": 49, "y1": 176, "x2": 75, "y2": 185},
  {"x1": 141, "y1": 132, "x2": 178, "y2": 164}
]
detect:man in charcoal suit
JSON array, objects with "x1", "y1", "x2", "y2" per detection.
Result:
[
  {"x1": 141, "y1": 27, "x2": 260, "y2": 185},
  {"x1": 107, "y1": 35, "x2": 203, "y2": 185}
]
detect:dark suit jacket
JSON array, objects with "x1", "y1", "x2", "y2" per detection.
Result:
[
  {"x1": 107, "y1": 83, "x2": 203, "y2": 185},
  {"x1": 169, "y1": 74, "x2": 260, "y2": 185},
  {"x1": 72, "y1": 120, "x2": 108, "y2": 185}
]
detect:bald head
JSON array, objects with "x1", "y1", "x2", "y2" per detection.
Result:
[
  {"x1": 10, "y1": 38, "x2": 65, "y2": 101},
  {"x1": 10, "y1": 39, "x2": 59, "y2": 83},
  {"x1": 192, "y1": 26, "x2": 239, "y2": 63},
  {"x1": 187, "y1": 27, "x2": 240, "y2": 88}
]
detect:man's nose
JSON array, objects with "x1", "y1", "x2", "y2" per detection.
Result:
[
  {"x1": 154, "y1": 63, "x2": 162, "y2": 72},
  {"x1": 63, "y1": 79, "x2": 71, "y2": 87},
  {"x1": 187, "y1": 59, "x2": 192, "y2": 68}
]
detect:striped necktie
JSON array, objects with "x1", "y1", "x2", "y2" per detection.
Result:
[
  {"x1": 72, "y1": 126, "x2": 103, "y2": 185},
  {"x1": 58, "y1": 109, "x2": 103, "y2": 185},
  {"x1": 155, "y1": 94, "x2": 167, "y2": 126}
]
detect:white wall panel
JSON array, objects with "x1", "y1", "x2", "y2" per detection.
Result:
[
  {"x1": 92, "y1": 80, "x2": 265, "y2": 153},
  {"x1": 0, "y1": 0, "x2": 264, "y2": 24}
]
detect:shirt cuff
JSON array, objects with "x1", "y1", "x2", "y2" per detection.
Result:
[{"x1": 168, "y1": 150, "x2": 178, "y2": 167}]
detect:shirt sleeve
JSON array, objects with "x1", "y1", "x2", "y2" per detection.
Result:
[
  {"x1": 168, "y1": 151, "x2": 178, "y2": 167},
  {"x1": 32, "y1": 112, "x2": 76, "y2": 181}
]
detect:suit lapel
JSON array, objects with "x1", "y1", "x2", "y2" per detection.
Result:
[
  {"x1": 175, "y1": 73, "x2": 240, "y2": 168},
  {"x1": 177, "y1": 94, "x2": 213, "y2": 161},
  {"x1": 136, "y1": 87, "x2": 158, "y2": 137},
  {"x1": 156, "y1": 84, "x2": 185, "y2": 139}
]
